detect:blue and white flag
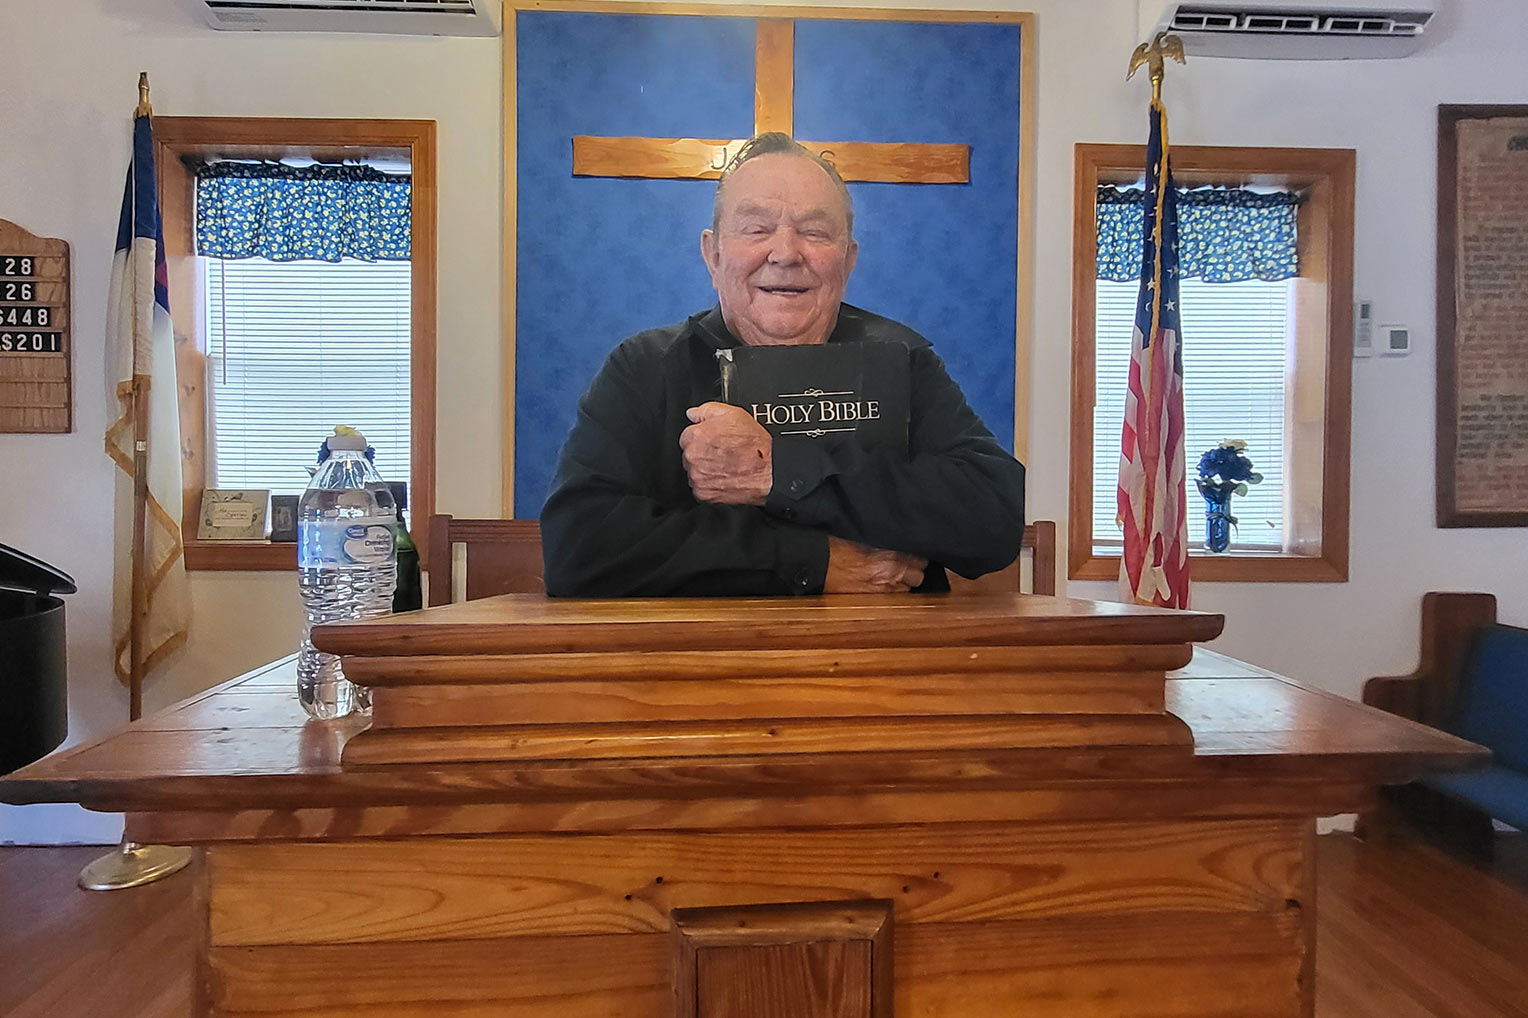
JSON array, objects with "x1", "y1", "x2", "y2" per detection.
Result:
[{"x1": 104, "y1": 111, "x2": 189, "y2": 685}]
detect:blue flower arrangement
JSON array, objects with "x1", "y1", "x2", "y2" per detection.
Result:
[{"x1": 1195, "y1": 440, "x2": 1262, "y2": 552}]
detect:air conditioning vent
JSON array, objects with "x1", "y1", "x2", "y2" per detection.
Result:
[
  {"x1": 206, "y1": 0, "x2": 481, "y2": 15},
  {"x1": 1168, "y1": 6, "x2": 1428, "y2": 36},
  {"x1": 192, "y1": 0, "x2": 501, "y2": 36},
  {"x1": 1143, "y1": 2, "x2": 1436, "y2": 59},
  {"x1": 1173, "y1": 11, "x2": 1240, "y2": 29}
]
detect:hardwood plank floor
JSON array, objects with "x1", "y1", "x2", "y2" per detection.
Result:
[
  {"x1": 1, "y1": 834, "x2": 1524, "y2": 1017},
  {"x1": 0, "y1": 845, "x2": 195, "y2": 1018},
  {"x1": 1315, "y1": 833, "x2": 1528, "y2": 1018}
]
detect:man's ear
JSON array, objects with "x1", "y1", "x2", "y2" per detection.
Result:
[
  {"x1": 845, "y1": 239, "x2": 859, "y2": 278},
  {"x1": 700, "y1": 229, "x2": 720, "y2": 282}
]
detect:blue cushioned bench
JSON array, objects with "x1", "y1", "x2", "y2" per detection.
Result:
[{"x1": 1362, "y1": 592, "x2": 1527, "y2": 845}]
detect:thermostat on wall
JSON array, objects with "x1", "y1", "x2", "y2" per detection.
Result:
[
  {"x1": 1380, "y1": 324, "x2": 1411, "y2": 356},
  {"x1": 1354, "y1": 299, "x2": 1374, "y2": 357}
]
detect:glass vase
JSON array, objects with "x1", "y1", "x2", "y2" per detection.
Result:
[{"x1": 1202, "y1": 488, "x2": 1235, "y2": 554}]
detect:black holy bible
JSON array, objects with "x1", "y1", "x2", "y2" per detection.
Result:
[{"x1": 717, "y1": 341, "x2": 911, "y2": 453}]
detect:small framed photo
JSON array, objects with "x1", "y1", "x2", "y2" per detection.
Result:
[
  {"x1": 197, "y1": 488, "x2": 270, "y2": 541},
  {"x1": 269, "y1": 494, "x2": 300, "y2": 543}
]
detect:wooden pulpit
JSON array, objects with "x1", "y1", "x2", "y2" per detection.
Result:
[{"x1": 0, "y1": 594, "x2": 1484, "y2": 1018}]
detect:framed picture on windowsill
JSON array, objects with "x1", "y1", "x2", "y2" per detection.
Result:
[
  {"x1": 197, "y1": 488, "x2": 270, "y2": 541},
  {"x1": 1437, "y1": 104, "x2": 1528, "y2": 528}
]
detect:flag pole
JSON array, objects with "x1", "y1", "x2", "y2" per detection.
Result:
[
  {"x1": 128, "y1": 72, "x2": 152, "y2": 722},
  {"x1": 80, "y1": 73, "x2": 194, "y2": 892},
  {"x1": 1117, "y1": 34, "x2": 1191, "y2": 609},
  {"x1": 129, "y1": 375, "x2": 149, "y2": 721}
]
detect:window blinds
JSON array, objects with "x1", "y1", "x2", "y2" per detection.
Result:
[
  {"x1": 204, "y1": 258, "x2": 412, "y2": 496},
  {"x1": 1093, "y1": 277, "x2": 1288, "y2": 552}
]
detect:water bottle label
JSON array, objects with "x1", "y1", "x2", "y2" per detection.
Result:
[
  {"x1": 343, "y1": 523, "x2": 396, "y2": 564},
  {"x1": 300, "y1": 518, "x2": 395, "y2": 566}
]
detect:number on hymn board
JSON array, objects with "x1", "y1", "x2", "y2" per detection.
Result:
[
  {"x1": 0, "y1": 256, "x2": 36, "y2": 277},
  {"x1": 0, "y1": 305, "x2": 51, "y2": 327},
  {"x1": 2, "y1": 282, "x2": 35, "y2": 301},
  {"x1": 0, "y1": 332, "x2": 62, "y2": 353}
]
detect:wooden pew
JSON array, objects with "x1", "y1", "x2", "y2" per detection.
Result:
[
  {"x1": 427, "y1": 515, "x2": 1057, "y2": 605},
  {"x1": 1360, "y1": 591, "x2": 1528, "y2": 850}
]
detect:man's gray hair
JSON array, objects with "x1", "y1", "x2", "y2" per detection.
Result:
[{"x1": 711, "y1": 132, "x2": 855, "y2": 238}]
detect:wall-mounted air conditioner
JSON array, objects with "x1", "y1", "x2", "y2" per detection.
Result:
[
  {"x1": 1139, "y1": 0, "x2": 1437, "y2": 59},
  {"x1": 192, "y1": 0, "x2": 502, "y2": 36}
]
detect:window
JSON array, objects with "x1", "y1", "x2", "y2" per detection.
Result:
[
  {"x1": 1070, "y1": 145, "x2": 1354, "y2": 582},
  {"x1": 1093, "y1": 277, "x2": 1289, "y2": 551},
  {"x1": 153, "y1": 118, "x2": 437, "y2": 570},
  {"x1": 205, "y1": 258, "x2": 413, "y2": 496}
]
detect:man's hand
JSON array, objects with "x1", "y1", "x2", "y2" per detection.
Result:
[
  {"x1": 823, "y1": 536, "x2": 927, "y2": 594},
  {"x1": 680, "y1": 402, "x2": 773, "y2": 506}
]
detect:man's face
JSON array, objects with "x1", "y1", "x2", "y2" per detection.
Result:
[{"x1": 701, "y1": 153, "x2": 858, "y2": 347}]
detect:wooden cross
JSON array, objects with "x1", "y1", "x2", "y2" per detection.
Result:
[{"x1": 571, "y1": 20, "x2": 970, "y2": 184}]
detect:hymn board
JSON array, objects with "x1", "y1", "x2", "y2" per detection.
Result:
[
  {"x1": 0, "y1": 219, "x2": 71, "y2": 433},
  {"x1": 512, "y1": 8, "x2": 1028, "y2": 515}
]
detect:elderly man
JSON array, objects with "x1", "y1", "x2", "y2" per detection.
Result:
[{"x1": 541, "y1": 133, "x2": 1025, "y2": 597}]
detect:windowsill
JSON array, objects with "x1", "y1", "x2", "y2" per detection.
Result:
[
  {"x1": 1070, "y1": 549, "x2": 1346, "y2": 583},
  {"x1": 184, "y1": 539, "x2": 297, "y2": 571}
]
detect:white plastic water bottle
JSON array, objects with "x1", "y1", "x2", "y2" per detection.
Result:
[{"x1": 296, "y1": 427, "x2": 397, "y2": 719}]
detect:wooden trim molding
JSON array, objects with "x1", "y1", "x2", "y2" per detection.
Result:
[
  {"x1": 501, "y1": 11, "x2": 518, "y2": 517},
  {"x1": 1014, "y1": 16, "x2": 1037, "y2": 463},
  {"x1": 1069, "y1": 143, "x2": 1354, "y2": 584},
  {"x1": 513, "y1": 0, "x2": 1029, "y2": 22},
  {"x1": 153, "y1": 117, "x2": 437, "y2": 571},
  {"x1": 185, "y1": 542, "x2": 296, "y2": 572}
]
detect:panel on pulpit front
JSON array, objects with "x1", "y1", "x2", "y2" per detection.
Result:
[{"x1": 672, "y1": 899, "x2": 893, "y2": 1018}]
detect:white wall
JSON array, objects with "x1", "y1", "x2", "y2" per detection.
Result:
[{"x1": 2, "y1": 0, "x2": 1526, "y2": 843}]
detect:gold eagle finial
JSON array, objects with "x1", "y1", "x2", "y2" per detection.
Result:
[{"x1": 1127, "y1": 32, "x2": 1186, "y2": 103}]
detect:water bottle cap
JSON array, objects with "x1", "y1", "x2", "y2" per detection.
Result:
[{"x1": 326, "y1": 428, "x2": 368, "y2": 453}]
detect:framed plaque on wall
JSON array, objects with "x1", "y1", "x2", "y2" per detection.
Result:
[{"x1": 1437, "y1": 105, "x2": 1528, "y2": 527}]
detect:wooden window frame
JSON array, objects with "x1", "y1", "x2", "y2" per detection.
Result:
[
  {"x1": 1069, "y1": 144, "x2": 1353, "y2": 583},
  {"x1": 154, "y1": 117, "x2": 437, "y2": 571}
]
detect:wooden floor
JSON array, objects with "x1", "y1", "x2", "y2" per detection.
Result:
[
  {"x1": 0, "y1": 844, "x2": 194, "y2": 1018},
  {"x1": 2, "y1": 833, "x2": 1525, "y2": 1018},
  {"x1": 1316, "y1": 833, "x2": 1528, "y2": 1018}
]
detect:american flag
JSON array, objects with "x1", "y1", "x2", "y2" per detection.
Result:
[
  {"x1": 1117, "y1": 99, "x2": 1190, "y2": 609},
  {"x1": 104, "y1": 108, "x2": 191, "y2": 686}
]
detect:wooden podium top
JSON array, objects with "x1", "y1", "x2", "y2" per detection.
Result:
[
  {"x1": 0, "y1": 590, "x2": 1484, "y2": 844},
  {"x1": 311, "y1": 593, "x2": 1226, "y2": 657},
  {"x1": 305, "y1": 594, "x2": 1227, "y2": 769}
]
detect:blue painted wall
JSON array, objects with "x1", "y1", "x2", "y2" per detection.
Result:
[{"x1": 515, "y1": 11, "x2": 1022, "y2": 516}]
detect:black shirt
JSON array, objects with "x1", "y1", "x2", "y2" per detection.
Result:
[{"x1": 541, "y1": 304, "x2": 1026, "y2": 597}]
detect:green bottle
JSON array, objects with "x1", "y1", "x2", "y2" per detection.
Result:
[{"x1": 387, "y1": 480, "x2": 423, "y2": 612}]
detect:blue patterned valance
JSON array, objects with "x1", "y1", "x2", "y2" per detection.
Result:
[
  {"x1": 1097, "y1": 186, "x2": 1300, "y2": 283},
  {"x1": 195, "y1": 162, "x2": 411, "y2": 262}
]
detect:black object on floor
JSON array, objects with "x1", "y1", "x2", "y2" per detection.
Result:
[{"x1": 0, "y1": 543, "x2": 76, "y2": 775}]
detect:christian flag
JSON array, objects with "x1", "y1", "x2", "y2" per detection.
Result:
[
  {"x1": 1117, "y1": 98, "x2": 1190, "y2": 609},
  {"x1": 104, "y1": 111, "x2": 190, "y2": 684}
]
